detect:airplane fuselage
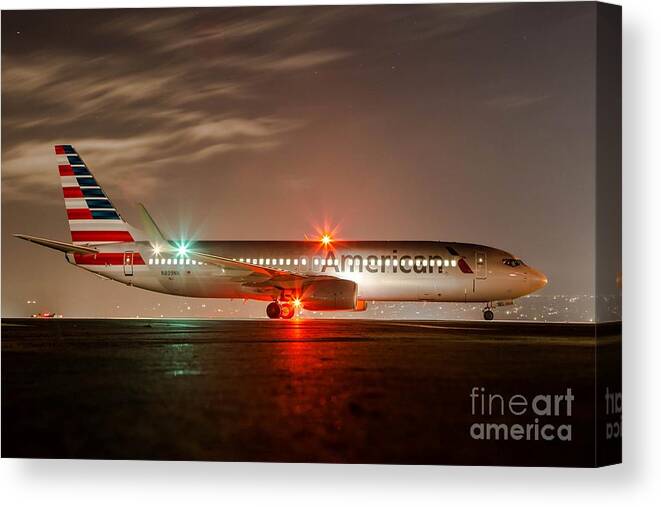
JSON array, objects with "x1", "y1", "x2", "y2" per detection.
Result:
[{"x1": 67, "y1": 240, "x2": 547, "y2": 304}]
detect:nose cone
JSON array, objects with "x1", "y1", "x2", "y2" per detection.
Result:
[{"x1": 528, "y1": 268, "x2": 548, "y2": 292}]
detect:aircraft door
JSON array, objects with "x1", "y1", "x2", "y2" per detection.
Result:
[
  {"x1": 123, "y1": 251, "x2": 134, "y2": 276},
  {"x1": 475, "y1": 250, "x2": 487, "y2": 280}
]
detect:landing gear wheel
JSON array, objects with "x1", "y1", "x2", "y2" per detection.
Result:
[
  {"x1": 266, "y1": 302, "x2": 281, "y2": 319},
  {"x1": 483, "y1": 309, "x2": 494, "y2": 321},
  {"x1": 280, "y1": 303, "x2": 295, "y2": 319}
]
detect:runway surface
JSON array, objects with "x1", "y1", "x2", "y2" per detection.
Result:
[{"x1": 2, "y1": 318, "x2": 621, "y2": 466}]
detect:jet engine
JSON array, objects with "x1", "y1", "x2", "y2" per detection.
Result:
[{"x1": 301, "y1": 279, "x2": 358, "y2": 311}]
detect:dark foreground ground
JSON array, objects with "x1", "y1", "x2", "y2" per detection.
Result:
[{"x1": 2, "y1": 318, "x2": 621, "y2": 466}]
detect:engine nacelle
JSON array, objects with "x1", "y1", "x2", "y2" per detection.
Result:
[{"x1": 301, "y1": 279, "x2": 358, "y2": 311}]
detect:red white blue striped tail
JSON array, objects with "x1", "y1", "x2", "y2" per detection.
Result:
[{"x1": 55, "y1": 145, "x2": 144, "y2": 245}]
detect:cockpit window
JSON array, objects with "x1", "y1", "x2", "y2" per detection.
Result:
[{"x1": 502, "y1": 258, "x2": 525, "y2": 267}]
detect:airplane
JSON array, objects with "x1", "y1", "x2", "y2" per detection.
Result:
[{"x1": 15, "y1": 145, "x2": 548, "y2": 321}]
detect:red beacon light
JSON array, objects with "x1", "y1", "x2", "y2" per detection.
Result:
[{"x1": 321, "y1": 234, "x2": 332, "y2": 246}]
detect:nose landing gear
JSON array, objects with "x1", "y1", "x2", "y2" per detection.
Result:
[
  {"x1": 483, "y1": 303, "x2": 495, "y2": 321},
  {"x1": 266, "y1": 300, "x2": 296, "y2": 320}
]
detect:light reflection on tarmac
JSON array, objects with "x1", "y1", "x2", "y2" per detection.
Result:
[{"x1": 1, "y1": 318, "x2": 620, "y2": 465}]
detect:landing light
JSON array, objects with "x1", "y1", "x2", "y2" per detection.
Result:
[{"x1": 152, "y1": 244, "x2": 161, "y2": 256}]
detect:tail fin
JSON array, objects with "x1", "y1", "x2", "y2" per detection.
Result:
[{"x1": 55, "y1": 144, "x2": 144, "y2": 245}]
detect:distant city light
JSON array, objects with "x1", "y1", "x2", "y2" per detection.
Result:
[{"x1": 74, "y1": 294, "x2": 613, "y2": 322}]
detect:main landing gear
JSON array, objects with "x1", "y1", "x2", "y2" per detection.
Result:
[
  {"x1": 482, "y1": 303, "x2": 495, "y2": 321},
  {"x1": 266, "y1": 301, "x2": 295, "y2": 320}
]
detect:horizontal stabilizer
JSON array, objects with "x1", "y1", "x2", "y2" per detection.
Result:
[{"x1": 14, "y1": 234, "x2": 99, "y2": 255}]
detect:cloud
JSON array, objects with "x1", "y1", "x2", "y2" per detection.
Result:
[
  {"x1": 2, "y1": 5, "x2": 524, "y2": 208},
  {"x1": 1, "y1": 7, "x2": 354, "y2": 164},
  {"x1": 163, "y1": 15, "x2": 289, "y2": 51},
  {"x1": 2, "y1": 53, "x2": 189, "y2": 130},
  {"x1": 253, "y1": 49, "x2": 352, "y2": 71},
  {"x1": 1, "y1": 7, "x2": 339, "y2": 205},
  {"x1": 7, "y1": 4, "x2": 520, "y2": 208},
  {"x1": 1, "y1": 112, "x2": 300, "y2": 204}
]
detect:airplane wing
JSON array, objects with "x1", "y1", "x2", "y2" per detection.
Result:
[
  {"x1": 188, "y1": 249, "x2": 347, "y2": 300},
  {"x1": 187, "y1": 249, "x2": 348, "y2": 298},
  {"x1": 187, "y1": 250, "x2": 304, "y2": 279},
  {"x1": 14, "y1": 234, "x2": 99, "y2": 255}
]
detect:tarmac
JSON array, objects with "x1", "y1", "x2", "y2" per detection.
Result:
[{"x1": 1, "y1": 318, "x2": 621, "y2": 465}]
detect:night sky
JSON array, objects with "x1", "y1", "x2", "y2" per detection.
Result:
[{"x1": 1, "y1": 4, "x2": 598, "y2": 318}]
